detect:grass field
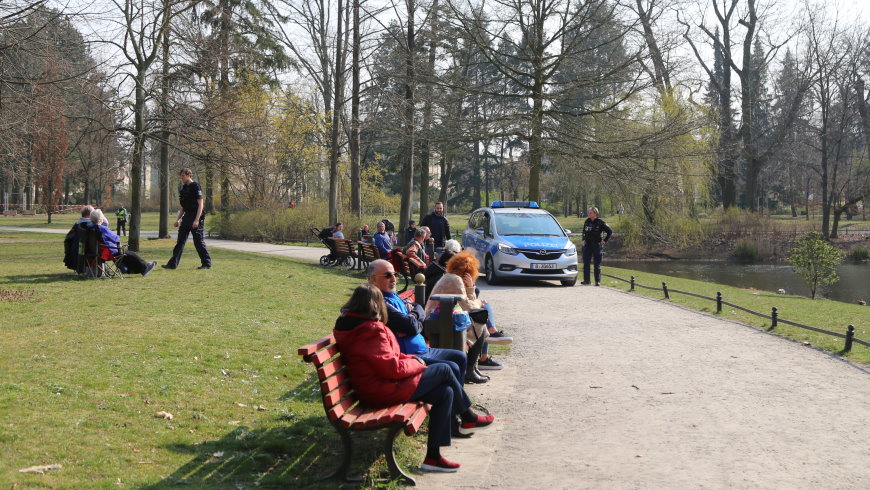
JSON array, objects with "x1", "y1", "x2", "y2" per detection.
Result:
[
  {"x1": 0, "y1": 231, "x2": 426, "y2": 488},
  {"x1": 602, "y1": 266, "x2": 870, "y2": 365}
]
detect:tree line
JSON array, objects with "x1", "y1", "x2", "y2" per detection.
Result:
[{"x1": 1, "y1": 0, "x2": 868, "y2": 251}]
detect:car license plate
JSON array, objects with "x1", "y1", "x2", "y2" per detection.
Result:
[{"x1": 531, "y1": 263, "x2": 557, "y2": 269}]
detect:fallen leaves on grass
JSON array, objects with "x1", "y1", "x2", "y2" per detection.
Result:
[
  {"x1": 1, "y1": 288, "x2": 39, "y2": 303},
  {"x1": 153, "y1": 411, "x2": 173, "y2": 420},
  {"x1": 19, "y1": 464, "x2": 62, "y2": 474}
]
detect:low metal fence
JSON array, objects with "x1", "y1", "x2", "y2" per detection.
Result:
[{"x1": 601, "y1": 273, "x2": 868, "y2": 353}]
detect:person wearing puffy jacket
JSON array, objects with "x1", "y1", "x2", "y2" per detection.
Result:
[{"x1": 333, "y1": 284, "x2": 494, "y2": 473}]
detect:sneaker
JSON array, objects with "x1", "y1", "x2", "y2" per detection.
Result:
[
  {"x1": 458, "y1": 413, "x2": 495, "y2": 435},
  {"x1": 142, "y1": 261, "x2": 157, "y2": 277},
  {"x1": 421, "y1": 456, "x2": 460, "y2": 473},
  {"x1": 478, "y1": 356, "x2": 503, "y2": 370},
  {"x1": 486, "y1": 331, "x2": 513, "y2": 345},
  {"x1": 197, "y1": 265, "x2": 211, "y2": 270},
  {"x1": 161, "y1": 264, "x2": 176, "y2": 270}
]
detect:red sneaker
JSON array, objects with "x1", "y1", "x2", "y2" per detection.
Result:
[
  {"x1": 458, "y1": 413, "x2": 495, "y2": 435},
  {"x1": 421, "y1": 456, "x2": 461, "y2": 472}
]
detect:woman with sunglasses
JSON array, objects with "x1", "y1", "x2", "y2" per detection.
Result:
[{"x1": 334, "y1": 284, "x2": 495, "y2": 472}]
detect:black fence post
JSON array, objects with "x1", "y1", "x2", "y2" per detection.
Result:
[
  {"x1": 662, "y1": 282, "x2": 669, "y2": 299},
  {"x1": 630, "y1": 276, "x2": 635, "y2": 291},
  {"x1": 771, "y1": 307, "x2": 778, "y2": 328},
  {"x1": 716, "y1": 292, "x2": 722, "y2": 313},
  {"x1": 845, "y1": 325, "x2": 855, "y2": 352}
]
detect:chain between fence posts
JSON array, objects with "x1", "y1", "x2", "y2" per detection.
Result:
[
  {"x1": 771, "y1": 307, "x2": 778, "y2": 328},
  {"x1": 630, "y1": 276, "x2": 635, "y2": 291},
  {"x1": 716, "y1": 292, "x2": 722, "y2": 313},
  {"x1": 845, "y1": 325, "x2": 855, "y2": 352},
  {"x1": 662, "y1": 282, "x2": 669, "y2": 299}
]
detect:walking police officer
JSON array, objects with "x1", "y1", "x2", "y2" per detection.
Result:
[
  {"x1": 581, "y1": 207, "x2": 612, "y2": 286},
  {"x1": 115, "y1": 205, "x2": 128, "y2": 236},
  {"x1": 162, "y1": 168, "x2": 212, "y2": 270}
]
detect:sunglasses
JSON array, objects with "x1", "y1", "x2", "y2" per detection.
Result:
[{"x1": 380, "y1": 272, "x2": 396, "y2": 279}]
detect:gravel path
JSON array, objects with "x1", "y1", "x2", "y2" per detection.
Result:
[{"x1": 4, "y1": 226, "x2": 869, "y2": 487}]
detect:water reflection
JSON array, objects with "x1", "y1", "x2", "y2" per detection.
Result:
[{"x1": 610, "y1": 260, "x2": 870, "y2": 304}]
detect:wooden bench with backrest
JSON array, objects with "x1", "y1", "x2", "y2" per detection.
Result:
[
  {"x1": 356, "y1": 241, "x2": 380, "y2": 270},
  {"x1": 297, "y1": 288, "x2": 429, "y2": 485},
  {"x1": 326, "y1": 237, "x2": 359, "y2": 268}
]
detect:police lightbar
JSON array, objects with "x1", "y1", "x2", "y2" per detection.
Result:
[{"x1": 490, "y1": 200, "x2": 539, "y2": 208}]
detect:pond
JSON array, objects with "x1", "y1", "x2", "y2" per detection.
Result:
[{"x1": 609, "y1": 260, "x2": 870, "y2": 305}]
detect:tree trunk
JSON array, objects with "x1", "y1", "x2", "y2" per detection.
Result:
[
  {"x1": 129, "y1": 71, "x2": 146, "y2": 252},
  {"x1": 159, "y1": 0, "x2": 171, "y2": 239},
  {"x1": 349, "y1": 0, "x2": 361, "y2": 217},
  {"x1": 398, "y1": 0, "x2": 416, "y2": 234},
  {"x1": 328, "y1": 0, "x2": 346, "y2": 225}
]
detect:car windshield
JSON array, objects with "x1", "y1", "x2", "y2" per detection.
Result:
[{"x1": 494, "y1": 212, "x2": 564, "y2": 236}]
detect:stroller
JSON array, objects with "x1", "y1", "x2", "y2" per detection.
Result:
[{"x1": 310, "y1": 226, "x2": 353, "y2": 267}]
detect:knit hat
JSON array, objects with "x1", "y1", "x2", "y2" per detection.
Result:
[{"x1": 443, "y1": 239, "x2": 461, "y2": 254}]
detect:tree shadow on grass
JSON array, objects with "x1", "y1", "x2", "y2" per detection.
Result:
[{"x1": 2, "y1": 272, "x2": 80, "y2": 284}]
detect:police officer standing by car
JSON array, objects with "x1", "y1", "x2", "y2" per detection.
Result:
[
  {"x1": 115, "y1": 205, "x2": 128, "y2": 236},
  {"x1": 162, "y1": 168, "x2": 212, "y2": 270},
  {"x1": 581, "y1": 207, "x2": 612, "y2": 286},
  {"x1": 420, "y1": 201, "x2": 451, "y2": 250}
]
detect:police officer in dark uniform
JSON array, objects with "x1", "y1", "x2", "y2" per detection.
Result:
[
  {"x1": 162, "y1": 168, "x2": 212, "y2": 270},
  {"x1": 581, "y1": 207, "x2": 612, "y2": 286}
]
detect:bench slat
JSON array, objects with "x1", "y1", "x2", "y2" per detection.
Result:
[
  {"x1": 323, "y1": 381, "x2": 352, "y2": 407},
  {"x1": 336, "y1": 405, "x2": 365, "y2": 429},
  {"x1": 319, "y1": 369, "x2": 348, "y2": 394},
  {"x1": 404, "y1": 404, "x2": 430, "y2": 436},
  {"x1": 298, "y1": 335, "x2": 335, "y2": 357},
  {"x1": 308, "y1": 344, "x2": 340, "y2": 366},
  {"x1": 327, "y1": 396, "x2": 357, "y2": 422},
  {"x1": 317, "y1": 357, "x2": 344, "y2": 380}
]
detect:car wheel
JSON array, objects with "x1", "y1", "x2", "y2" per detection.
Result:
[
  {"x1": 561, "y1": 277, "x2": 577, "y2": 287},
  {"x1": 485, "y1": 255, "x2": 501, "y2": 285}
]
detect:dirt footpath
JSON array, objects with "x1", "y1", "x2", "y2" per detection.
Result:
[{"x1": 418, "y1": 282, "x2": 870, "y2": 489}]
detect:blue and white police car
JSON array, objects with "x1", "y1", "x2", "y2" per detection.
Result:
[{"x1": 462, "y1": 201, "x2": 578, "y2": 286}]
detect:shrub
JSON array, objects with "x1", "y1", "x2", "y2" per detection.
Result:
[
  {"x1": 733, "y1": 239, "x2": 759, "y2": 262},
  {"x1": 787, "y1": 232, "x2": 844, "y2": 299},
  {"x1": 849, "y1": 247, "x2": 870, "y2": 262}
]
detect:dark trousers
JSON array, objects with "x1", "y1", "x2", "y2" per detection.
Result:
[
  {"x1": 118, "y1": 250, "x2": 148, "y2": 274},
  {"x1": 420, "y1": 347, "x2": 467, "y2": 384},
  {"x1": 409, "y1": 363, "x2": 472, "y2": 449},
  {"x1": 116, "y1": 220, "x2": 126, "y2": 236},
  {"x1": 167, "y1": 215, "x2": 211, "y2": 268},
  {"x1": 582, "y1": 242, "x2": 603, "y2": 284}
]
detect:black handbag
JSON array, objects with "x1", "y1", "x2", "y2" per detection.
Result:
[{"x1": 468, "y1": 308, "x2": 489, "y2": 324}]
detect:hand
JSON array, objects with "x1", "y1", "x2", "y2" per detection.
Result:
[
  {"x1": 174, "y1": 219, "x2": 180, "y2": 228},
  {"x1": 192, "y1": 220, "x2": 199, "y2": 228},
  {"x1": 599, "y1": 240, "x2": 605, "y2": 246},
  {"x1": 462, "y1": 272, "x2": 474, "y2": 287}
]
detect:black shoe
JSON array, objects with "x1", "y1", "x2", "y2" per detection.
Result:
[
  {"x1": 197, "y1": 265, "x2": 211, "y2": 270},
  {"x1": 465, "y1": 371, "x2": 489, "y2": 384},
  {"x1": 580, "y1": 281, "x2": 591, "y2": 285},
  {"x1": 161, "y1": 264, "x2": 176, "y2": 270},
  {"x1": 595, "y1": 283, "x2": 600, "y2": 286}
]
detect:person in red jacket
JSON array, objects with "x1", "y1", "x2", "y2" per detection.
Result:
[{"x1": 333, "y1": 284, "x2": 495, "y2": 473}]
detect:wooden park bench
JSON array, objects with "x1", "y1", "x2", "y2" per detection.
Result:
[
  {"x1": 325, "y1": 237, "x2": 359, "y2": 268},
  {"x1": 297, "y1": 288, "x2": 429, "y2": 485},
  {"x1": 356, "y1": 241, "x2": 380, "y2": 270}
]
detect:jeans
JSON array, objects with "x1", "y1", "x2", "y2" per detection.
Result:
[
  {"x1": 409, "y1": 363, "x2": 472, "y2": 448},
  {"x1": 583, "y1": 242, "x2": 603, "y2": 284},
  {"x1": 419, "y1": 347, "x2": 467, "y2": 384}
]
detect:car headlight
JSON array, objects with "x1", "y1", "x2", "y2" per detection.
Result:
[
  {"x1": 497, "y1": 242, "x2": 519, "y2": 255},
  {"x1": 565, "y1": 245, "x2": 577, "y2": 257}
]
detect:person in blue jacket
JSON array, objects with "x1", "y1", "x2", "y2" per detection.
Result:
[
  {"x1": 373, "y1": 221, "x2": 392, "y2": 258},
  {"x1": 88, "y1": 209, "x2": 156, "y2": 276}
]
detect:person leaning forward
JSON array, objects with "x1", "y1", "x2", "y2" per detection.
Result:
[{"x1": 163, "y1": 168, "x2": 212, "y2": 270}]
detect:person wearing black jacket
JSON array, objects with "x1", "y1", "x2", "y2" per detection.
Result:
[
  {"x1": 420, "y1": 202, "x2": 451, "y2": 249},
  {"x1": 581, "y1": 207, "x2": 613, "y2": 286},
  {"x1": 163, "y1": 168, "x2": 212, "y2": 270}
]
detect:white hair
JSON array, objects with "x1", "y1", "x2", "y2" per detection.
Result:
[
  {"x1": 444, "y1": 239, "x2": 461, "y2": 254},
  {"x1": 90, "y1": 209, "x2": 105, "y2": 225}
]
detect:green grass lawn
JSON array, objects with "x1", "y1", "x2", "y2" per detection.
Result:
[
  {"x1": 0, "y1": 231, "x2": 422, "y2": 488},
  {"x1": 602, "y1": 266, "x2": 870, "y2": 365},
  {"x1": 0, "y1": 212, "x2": 165, "y2": 232}
]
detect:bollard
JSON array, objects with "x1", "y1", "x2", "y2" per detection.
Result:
[
  {"x1": 771, "y1": 307, "x2": 778, "y2": 328},
  {"x1": 845, "y1": 324, "x2": 855, "y2": 352},
  {"x1": 630, "y1": 276, "x2": 635, "y2": 291},
  {"x1": 716, "y1": 291, "x2": 722, "y2": 313},
  {"x1": 662, "y1": 282, "x2": 669, "y2": 299}
]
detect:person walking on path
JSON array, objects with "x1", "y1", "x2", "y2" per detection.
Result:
[
  {"x1": 581, "y1": 207, "x2": 612, "y2": 286},
  {"x1": 163, "y1": 168, "x2": 211, "y2": 270},
  {"x1": 115, "y1": 205, "x2": 128, "y2": 236},
  {"x1": 420, "y1": 201, "x2": 451, "y2": 250}
]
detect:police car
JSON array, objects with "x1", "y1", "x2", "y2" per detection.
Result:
[{"x1": 462, "y1": 201, "x2": 578, "y2": 286}]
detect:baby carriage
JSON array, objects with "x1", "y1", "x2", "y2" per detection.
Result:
[{"x1": 310, "y1": 226, "x2": 353, "y2": 267}]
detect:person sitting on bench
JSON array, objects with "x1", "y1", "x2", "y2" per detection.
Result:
[
  {"x1": 88, "y1": 210, "x2": 157, "y2": 277},
  {"x1": 333, "y1": 284, "x2": 494, "y2": 473}
]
